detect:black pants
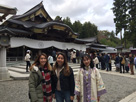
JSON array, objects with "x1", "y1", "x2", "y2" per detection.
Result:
[
  {"x1": 96, "y1": 64, "x2": 98, "y2": 68},
  {"x1": 72, "y1": 58, "x2": 76, "y2": 63},
  {"x1": 26, "y1": 61, "x2": 31, "y2": 72},
  {"x1": 50, "y1": 63, "x2": 53, "y2": 67},
  {"x1": 125, "y1": 66, "x2": 129, "y2": 72},
  {"x1": 101, "y1": 62, "x2": 105, "y2": 70},
  {"x1": 109, "y1": 63, "x2": 112, "y2": 71},
  {"x1": 120, "y1": 64, "x2": 125, "y2": 73}
]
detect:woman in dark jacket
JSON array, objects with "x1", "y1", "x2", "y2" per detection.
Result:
[
  {"x1": 29, "y1": 53, "x2": 54, "y2": 102},
  {"x1": 52, "y1": 52, "x2": 75, "y2": 102}
]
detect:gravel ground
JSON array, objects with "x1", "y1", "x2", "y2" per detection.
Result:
[
  {"x1": 100, "y1": 73, "x2": 136, "y2": 102},
  {"x1": 0, "y1": 73, "x2": 136, "y2": 102}
]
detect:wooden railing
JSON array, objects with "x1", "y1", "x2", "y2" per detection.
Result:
[{"x1": 6, "y1": 57, "x2": 24, "y2": 61}]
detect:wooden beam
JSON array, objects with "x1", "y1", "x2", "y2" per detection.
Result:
[{"x1": 0, "y1": 8, "x2": 16, "y2": 14}]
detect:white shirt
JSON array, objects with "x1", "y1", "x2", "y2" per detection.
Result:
[
  {"x1": 25, "y1": 53, "x2": 30, "y2": 61},
  {"x1": 48, "y1": 56, "x2": 53, "y2": 64}
]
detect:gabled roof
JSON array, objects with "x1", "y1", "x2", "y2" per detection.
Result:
[{"x1": 11, "y1": 1, "x2": 52, "y2": 22}]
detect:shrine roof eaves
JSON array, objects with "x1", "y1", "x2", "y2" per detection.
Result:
[
  {"x1": 0, "y1": 26, "x2": 32, "y2": 36},
  {"x1": 6, "y1": 19, "x2": 78, "y2": 36}
]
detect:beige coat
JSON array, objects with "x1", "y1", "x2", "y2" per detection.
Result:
[{"x1": 75, "y1": 68, "x2": 106, "y2": 102}]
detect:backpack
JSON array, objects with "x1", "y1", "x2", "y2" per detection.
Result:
[{"x1": 121, "y1": 57, "x2": 125, "y2": 64}]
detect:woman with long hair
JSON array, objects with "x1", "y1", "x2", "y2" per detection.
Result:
[
  {"x1": 29, "y1": 53, "x2": 54, "y2": 102},
  {"x1": 75, "y1": 54, "x2": 106, "y2": 102},
  {"x1": 52, "y1": 52, "x2": 75, "y2": 102}
]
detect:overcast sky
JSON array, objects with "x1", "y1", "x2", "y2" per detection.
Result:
[{"x1": 1, "y1": 0, "x2": 115, "y2": 32}]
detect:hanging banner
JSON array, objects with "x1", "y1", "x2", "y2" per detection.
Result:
[{"x1": 10, "y1": 37, "x2": 86, "y2": 51}]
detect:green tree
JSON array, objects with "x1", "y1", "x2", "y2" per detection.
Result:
[
  {"x1": 112, "y1": 0, "x2": 128, "y2": 44},
  {"x1": 72, "y1": 20, "x2": 82, "y2": 37},
  {"x1": 81, "y1": 21, "x2": 98, "y2": 38},
  {"x1": 54, "y1": 16, "x2": 62, "y2": 21},
  {"x1": 127, "y1": 0, "x2": 136, "y2": 47},
  {"x1": 62, "y1": 17, "x2": 73, "y2": 29}
]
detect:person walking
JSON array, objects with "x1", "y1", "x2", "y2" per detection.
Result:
[
  {"x1": 134, "y1": 54, "x2": 136, "y2": 70},
  {"x1": 120, "y1": 54, "x2": 125, "y2": 73},
  {"x1": 25, "y1": 50, "x2": 31, "y2": 72},
  {"x1": 76, "y1": 50, "x2": 80, "y2": 63},
  {"x1": 29, "y1": 53, "x2": 54, "y2": 102},
  {"x1": 104, "y1": 53, "x2": 110, "y2": 71},
  {"x1": 75, "y1": 54, "x2": 106, "y2": 102},
  {"x1": 93, "y1": 55, "x2": 99, "y2": 68},
  {"x1": 115, "y1": 54, "x2": 120, "y2": 72},
  {"x1": 52, "y1": 50, "x2": 56, "y2": 61},
  {"x1": 125, "y1": 55, "x2": 129, "y2": 73},
  {"x1": 67, "y1": 50, "x2": 71, "y2": 62},
  {"x1": 101, "y1": 53, "x2": 105, "y2": 70},
  {"x1": 129, "y1": 54, "x2": 134, "y2": 75},
  {"x1": 108, "y1": 54, "x2": 112, "y2": 71},
  {"x1": 71, "y1": 50, "x2": 76, "y2": 63},
  {"x1": 48, "y1": 54, "x2": 54, "y2": 67},
  {"x1": 52, "y1": 52, "x2": 75, "y2": 102}
]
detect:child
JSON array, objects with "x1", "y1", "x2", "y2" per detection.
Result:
[{"x1": 75, "y1": 54, "x2": 106, "y2": 102}]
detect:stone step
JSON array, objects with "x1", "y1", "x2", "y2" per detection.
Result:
[
  {"x1": 9, "y1": 70, "x2": 29, "y2": 80},
  {"x1": 10, "y1": 66, "x2": 26, "y2": 69},
  {"x1": 8, "y1": 67, "x2": 30, "y2": 74},
  {"x1": 8, "y1": 62, "x2": 117, "y2": 80},
  {"x1": 8, "y1": 64, "x2": 80, "y2": 80}
]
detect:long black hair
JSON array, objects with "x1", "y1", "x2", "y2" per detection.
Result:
[
  {"x1": 53, "y1": 52, "x2": 70, "y2": 76},
  {"x1": 80, "y1": 54, "x2": 94, "y2": 69}
]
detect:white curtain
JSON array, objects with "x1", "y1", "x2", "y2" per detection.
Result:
[{"x1": 10, "y1": 37, "x2": 86, "y2": 51}]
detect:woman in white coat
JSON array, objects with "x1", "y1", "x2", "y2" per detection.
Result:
[{"x1": 75, "y1": 54, "x2": 106, "y2": 102}]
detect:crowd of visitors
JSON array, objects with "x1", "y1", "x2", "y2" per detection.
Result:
[
  {"x1": 25, "y1": 49, "x2": 136, "y2": 76},
  {"x1": 115, "y1": 53, "x2": 136, "y2": 75}
]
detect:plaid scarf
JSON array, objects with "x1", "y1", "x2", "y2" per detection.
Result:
[{"x1": 39, "y1": 67, "x2": 52, "y2": 102}]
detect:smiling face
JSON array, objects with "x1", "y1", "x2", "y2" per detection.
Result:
[
  {"x1": 83, "y1": 56, "x2": 91, "y2": 67},
  {"x1": 39, "y1": 55, "x2": 47, "y2": 67},
  {"x1": 57, "y1": 54, "x2": 64, "y2": 67}
]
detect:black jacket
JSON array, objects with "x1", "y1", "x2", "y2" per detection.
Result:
[{"x1": 52, "y1": 67, "x2": 75, "y2": 96}]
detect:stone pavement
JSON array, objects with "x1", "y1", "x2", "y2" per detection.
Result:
[{"x1": 6, "y1": 60, "x2": 136, "y2": 102}]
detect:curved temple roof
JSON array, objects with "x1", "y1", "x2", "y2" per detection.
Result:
[
  {"x1": 0, "y1": 2, "x2": 78, "y2": 41},
  {"x1": 11, "y1": 1, "x2": 52, "y2": 21}
]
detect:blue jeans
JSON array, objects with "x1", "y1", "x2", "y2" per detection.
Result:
[
  {"x1": 105, "y1": 63, "x2": 109, "y2": 71},
  {"x1": 55, "y1": 90, "x2": 71, "y2": 102}
]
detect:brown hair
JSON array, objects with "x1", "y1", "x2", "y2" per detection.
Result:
[
  {"x1": 30, "y1": 53, "x2": 52, "y2": 71},
  {"x1": 53, "y1": 52, "x2": 70, "y2": 76}
]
